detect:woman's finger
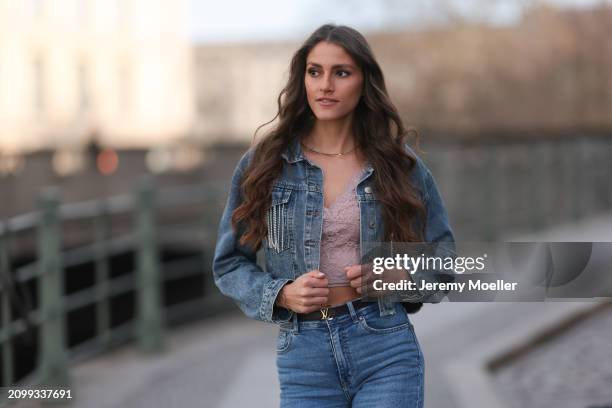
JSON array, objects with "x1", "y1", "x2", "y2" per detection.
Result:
[
  {"x1": 304, "y1": 276, "x2": 329, "y2": 288},
  {"x1": 303, "y1": 297, "x2": 329, "y2": 306},
  {"x1": 306, "y1": 287, "x2": 330, "y2": 297},
  {"x1": 349, "y1": 277, "x2": 362, "y2": 288},
  {"x1": 345, "y1": 265, "x2": 363, "y2": 279}
]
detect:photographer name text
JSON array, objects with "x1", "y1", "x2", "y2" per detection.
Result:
[{"x1": 373, "y1": 279, "x2": 518, "y2": 292}]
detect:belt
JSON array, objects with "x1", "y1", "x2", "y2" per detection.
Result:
[{"x1": 297, "y1": 300, "x2": 372, "y2": 321}]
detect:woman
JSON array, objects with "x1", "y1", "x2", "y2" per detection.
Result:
[{"x1": 213, "y1": 24, "x2": 455, "y2": 408}]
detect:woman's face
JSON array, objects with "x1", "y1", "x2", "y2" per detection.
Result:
[{"x1": 304, "y1": 41, "x2": 364, "y2": 122}]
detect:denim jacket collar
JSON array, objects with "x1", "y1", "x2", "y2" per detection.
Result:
[{"x1": 280, "y1": 136, "x2": 304, "y2": 164}]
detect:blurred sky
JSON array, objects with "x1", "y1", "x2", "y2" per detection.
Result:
[{"x1": 190, "y1": 0, "x2": 612, "y2": 43}]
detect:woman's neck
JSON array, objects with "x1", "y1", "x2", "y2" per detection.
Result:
[{"x1": 304, "y1": 117, "x2": 356, "y2": 154}]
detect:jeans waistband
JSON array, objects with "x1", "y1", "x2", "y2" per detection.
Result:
[
  {"x1": 297, "y1": 299, "x2": 372, "y2": 321},
  {"x1": 290, "y1": 300, "x2": 382, "y2": 332}
]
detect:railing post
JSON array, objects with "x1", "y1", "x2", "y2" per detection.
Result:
[
  {"x1": 94, "y1": 203, "x2": 111, "y2": 349},
  {"x1": 0, "y1": 227, "x2": 14, "y2": 387},
  {"x1": 482, "y1": 144, "x2": 499, "y2": 241},
  {"x1": 36, "y1": 188, "x2": 69, "y2": 387},
  {"x1": 202, "y1": 186, "x2": 223, "y2": 301},
  {"x1": 135, "y1": 177, "x2": 164, "y2": 353}
]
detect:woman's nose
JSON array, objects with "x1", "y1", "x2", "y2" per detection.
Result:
[{"x1": 320, "y1": 73, "x2": 333, "y2": 92}]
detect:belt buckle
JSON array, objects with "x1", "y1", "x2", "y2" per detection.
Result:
[{"x1": 320, "y1": 306, "x2": 334, "y2": 320}]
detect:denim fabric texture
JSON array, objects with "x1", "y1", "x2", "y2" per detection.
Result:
[
  {"x1": 276, "y1": 301, "x2": 424, "y2": 407},
  {"x1": 212, "y1": 137, "x2": 456, "y2": 324}
]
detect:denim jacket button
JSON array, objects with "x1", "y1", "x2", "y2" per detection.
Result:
[
  {"x1": 364, "y1": 186, "x2": 372, "y2": 193},
  {"x1": 369, "y1": 221, "x2": 375, "y2": 229}
]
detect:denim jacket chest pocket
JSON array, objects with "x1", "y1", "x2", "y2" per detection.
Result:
[
  {"x1": 357, "y1": 185, "x2": 384, "y2": 243},
  {"x1": 265, "y1": 186, "x2": 294, "y2": 254}
]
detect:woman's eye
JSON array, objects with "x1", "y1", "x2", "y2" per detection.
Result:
[
  {"x1": 336, "y1": 70, "x2": 350, "y2": 77},
  {"x1": 307, "y1": 69, "x2": 319, "y2": 77}
]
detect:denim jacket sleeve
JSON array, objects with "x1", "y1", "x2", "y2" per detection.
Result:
[
  {"x1": 399, "y1": 146, "x2": 457, "y2": 303},
  {"x1": 212, "y1": 149, "x2": 294, "y2": 324}
]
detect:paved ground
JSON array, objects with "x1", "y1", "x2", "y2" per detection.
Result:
[
  {"x1": 69, "y1": 313, "x2": 280, "y2": 408},
  {"x1": 60, "y1": 212, "x2": 612, "y2": 408}
]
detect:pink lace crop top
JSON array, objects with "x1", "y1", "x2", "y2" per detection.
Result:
[{"x1": 320, "y1": 168, "x2": 364, "y2": 287}]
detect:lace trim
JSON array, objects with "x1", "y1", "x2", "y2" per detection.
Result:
[{"x1": 323, "y1": 168, "x2": 363, "y2": 221}]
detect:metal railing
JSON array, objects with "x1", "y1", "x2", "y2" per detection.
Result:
[{"x1": 0, "y1": 177, "x2": 229, "y2": 404}]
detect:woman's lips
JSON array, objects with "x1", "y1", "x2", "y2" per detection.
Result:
[{"x1": 317, "y1": 98, "x2": 339, "y2": 107}]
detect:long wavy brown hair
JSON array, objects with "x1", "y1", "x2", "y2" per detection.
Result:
[{"x1": 232, "y1": 24, "x2": 426, "y2": 251}]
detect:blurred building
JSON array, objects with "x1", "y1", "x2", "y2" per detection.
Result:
[
  {"x1": 2, "y1": 2, "x2": 610, "y2": 153},
  {"x1": 0, "y1": 0, "x2": 194, "y2": 154},
  {"x1": 193, "y1": 3, "x2": 612, "y2": 144},
  {"x1": 193, "y1": 41, "x2": 295, "y2": 145}
]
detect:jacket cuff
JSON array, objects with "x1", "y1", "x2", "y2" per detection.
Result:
[
  {"x1": 260, "y1": 278, "x2": 294, "y2": 324},
  {"x1": 397, "y1": 270, "x2": 426, "y2": 302}
]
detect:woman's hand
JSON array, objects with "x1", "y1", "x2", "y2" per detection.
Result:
[
  {"x1": 346, "y1": 264, "x2": 410, "y2": 296},
  {"x1": 345, "y1": 264, "x2": 373, "y2": 295},
  {"x1": 276, "y1": 270, "x2": 329, "y2": 313}
]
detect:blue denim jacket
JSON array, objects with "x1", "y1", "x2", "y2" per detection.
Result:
[{"x1": 212, "y1": 137, "x2": 456, "y2": 324}]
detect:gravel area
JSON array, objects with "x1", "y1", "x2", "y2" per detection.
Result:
[{"x1": 492, "y1": 304, "x2": 612, "y2": 408}]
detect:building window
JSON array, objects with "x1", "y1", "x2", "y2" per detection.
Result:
[
  {"x1": 114, "y1": 0, "x2": 131, "y2": 29},
  {"x1": 31, "y1": 0, "x2": 43, "y2": 19},
  {"x1": 76, "y1": 0, "x2": 89, "y2": 22},
  {"x1": 118, "y1": 62, "x2": 131, "y2": 116},
  {"x1": 33, "y1": 55, "x2": 45, "y2": 116},
  {"x1": 77, "y1": 61, "x2": 90, "y2": 113}
]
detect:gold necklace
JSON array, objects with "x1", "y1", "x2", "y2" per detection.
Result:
[{"x1": 301, "y1": 141, "x2": 358, "y2": 157}]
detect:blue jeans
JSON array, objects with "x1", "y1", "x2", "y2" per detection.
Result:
[{"x1": 276, "y1": 301, "x2": 424, "y2": 407}]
